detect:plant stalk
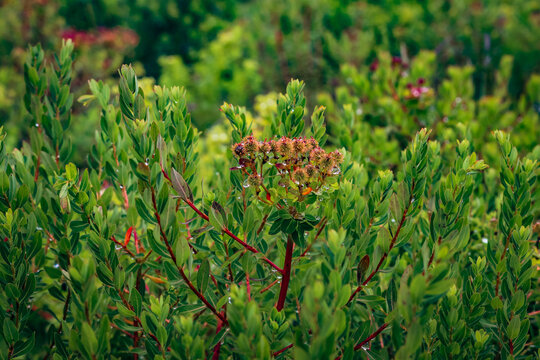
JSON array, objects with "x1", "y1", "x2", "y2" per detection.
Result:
[{"x1": 276, "y1": 235, "x2": 294, "y2": 311}]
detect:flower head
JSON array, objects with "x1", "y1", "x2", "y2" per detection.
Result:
[
  {"x1": 259, "y1": 141, "x2": 272, "y2": 154},
  {"x1": 309, "y1": 147, "x2": 325, "y2": 164},
  {"x1": 293, "y1": 168, "x2": 308, "y2": 184},
  {"x1": 293, "y1": 138, "x2": 307, "y2": 154},
  {"x1": 247, "y1": 173, "x2": 262, "y2": 187},
  {"x1": 305, "y1": 164, "x2": 318, "y2": 178},
  {"x1": 278, "y1": 137, "x2": 294, "y2": 158},
  {"x1": 232, "y1": 143, "x2": 245, "y2": 157},
  {"x1": 319, "y1": 154, "x2": 335, "y2": 174},
  {"x1": 329, "y1": 150, "x2": 344, "y2": 165},
  {"x1": 243, "y1": 135, "x2": 259, "y2": 156},
  {"x1": 306, "y1": 137, "x2": 318, "y2": 152}
]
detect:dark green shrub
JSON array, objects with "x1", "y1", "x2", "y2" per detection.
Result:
[{"x1": 0, "y1": 43, "x2": 538, "y2": 360}]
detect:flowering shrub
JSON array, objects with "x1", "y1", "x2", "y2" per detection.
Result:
[{"x1": 0, "y1": 42, "x2": 538, "y2": 360}]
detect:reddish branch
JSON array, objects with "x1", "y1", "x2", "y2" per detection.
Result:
[
  {"x1": 348, "y1": 182, "x2": 415, "y2": 304},
  {"x1": 161, "y1": 167, "x2": 283, "y2": 273},
  {"x1": 183, "y1": 197, "x2": 283, "y2": 274},
  {"x1": 111, "y1": 235, "x2": 136, "y2": 258},
  {"x1": 212, "y1": 313, "x2": 225, "y2": 360},
  {"x1": 334, "y1": 323, "x2": 389, "y2": 360},
  {"x1": 150, "y1": 188, "x2": 227, "y2": 324},
  {"x1": 260, "y1": 279, "x2": 279, "y2": 294},
  {"x1": 276, "y1": 236, "x2": 294, "y2": 311},
  {"x1": 300, "y1": 217, "x2": 327, "y2": 257},
  {"x1": 354, "y1": 323, "x2": 388, "y2": 351},
  {"x1": 423, "y1": 235, "x2": 442, "y2": 276},
  {"x1": 273, "y1": 343, "x2": 294, "y2": 357}
]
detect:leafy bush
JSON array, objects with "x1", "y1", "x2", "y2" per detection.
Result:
[{"x1": 0, "y1": 42, "x2": 539, "y2": 360}]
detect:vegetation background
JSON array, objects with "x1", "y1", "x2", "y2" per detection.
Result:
[
  {"x1": 2, "y1": 0, "x2": 540, "y2": 151},
  {"x1": 0, "y1": 0, "x2": 539, "y2": 359}
]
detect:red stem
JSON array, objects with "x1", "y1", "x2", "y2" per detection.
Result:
[
  {"x1": 335, "y1": 323, "x2": 389, "y2": 360},
  {"x1": 354, "y1": 323, "x2": 388, "y2": 350},
  {"x1": 111, "y1": 235, "x2": 136, "y2": 258},
  {"x1": 273, "y1": 343, "x2": 294, "y2": 357},
  {"x1": 151, "y1": 189, "x2": 227, "y2": 324},
  {"x1": 348, "y1": 182, "x2": 415, "y2": 304},
  {"x1": 184, "y1": 198, "x2": 283, "y2": 274},
  {"x1": 260, "y1": 279, "x2": 279, "y2": 294},
  {"x1": 300, "y1": 217, "x2": 327, "y2": 257},
  {"x1": 212, "y1": 314, "x2": 225, "y2": 360},
  {"x1": 276, "y1": 236, "x2": 294, "y2": 311},
  {"x1": 423, "y1": 236, "x2": 441, "y2": 275},
  {"x1": 34, "y1": 153, "x2": 40, "y2": 181}
]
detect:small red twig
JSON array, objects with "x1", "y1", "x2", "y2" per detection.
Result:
[
  {"x1": 335, "y1": 323, "x2": 389, "y2": 360},
  {"x1": 212, "y1": 313, "x2": 225, "y2": 360},
  {"x1": 111, "y1": 235, "x2": 136, "y2": 258},
  {"x1": 354, "y1": 323, "x2": 388, "y2": 351},
  {"x1": 260, "y1": 279, "x2": 279, "y2": 294},
  {"x1": 273, "y1": 343, "x2": 294, "y2": 357},
  {"x1": 300, "y1": 217, "x2": 327, "y2": 257},
  {"x1": 348, "y1": 182, "x2": 415, "y2": 304},
  {"x1": 150, "y1": 188, "x2": 227, "y2": 324},
  {"x1": 183, "y1": 198, "x2": 283, "y2": 274}
]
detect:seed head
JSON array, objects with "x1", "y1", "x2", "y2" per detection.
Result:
[
  {"x1": 293, "y1": 138, "x2": 306, "y2": 154},
  {"x1": 329, "y1": 150, "x2": 344, "y2": 165},
  {"x1": 247, "y1": 173, "x2": 262, "y2": 187},
  {"x1": 243, "y1": 135, "x2": 259, "y2": 156},
  {"x1": 259, "y1": 141, "x2": 272, "y2": 154},
  {"x1": 305, "y1": 164, "x2": 317, "y2": 178},
  {"x1": 309, "y1": 147, "x2": 325, "y2": 164},
  {"x1": 269, "y1": 140, "x2": 279, "y2": 155},
  {"x1": 278, "y1": 137, "x2": 294, "y2": 158},
  {"x1": 319, "y1": 154, "x2": 335, "y2": 173},
  {"x1": 233, "y1": 143, "x2": 245, "y2": 157},
  {"x1": 306, "y1": 137, "x2": 318, "y2": 152},
  {"x1": 293, "y1": 168, "x2": 308, "y2": 184}
]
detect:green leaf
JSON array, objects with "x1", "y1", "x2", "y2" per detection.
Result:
[
  {"x1": 507, "y1": 316, "x2": 520, "y2": 340},
  {"x1": 197, "y1": 259, "x2": 210, "y2": 293},
  {"x1": 70, "y1": 220, "x2": 89, "y2": 233},
  {"x1": 81, "y1": 322, "x2": 98, "y2": 356},
  {"x1": 135, "y1": 198, "x2": 157, "y2": 224},
  {"x1": 170, "y1": 168, "x2": 193, "y2": 202},
  {"x1": 410, "y1": 275, "x2": 426, "y2": 302},
  {"x1": 175, "y1": 236, "x2": 191, "y2": 267},
  {"x1": 13, "y1": 333, "x2": 35, "y2": 358},
  {"x1": 357, "y1": 255, "x2": 370, "y2": 283},
  {"x1": 404, "y1": 321, "x2": 422, "y2": 355},
  {"x1": 3, "y1": 319, "x2": 18, "y2": 343},
  {"x1": 209, "y1": 201, "x2": 225, "y2": 231},
  {"x1": 65, "y1": 163, "x2": 77, "y2": 182},
  {"x1": 130, "y1": 289, "x2": 143, "y2": 316}
]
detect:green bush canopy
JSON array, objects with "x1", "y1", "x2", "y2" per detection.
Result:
[{"x1": 0, "y1": 40, "x2": 538, "y2": 359}]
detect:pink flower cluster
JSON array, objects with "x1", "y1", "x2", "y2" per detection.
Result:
[{"x1": 61, "y1": 27, "x2": 138, "y2": 50}]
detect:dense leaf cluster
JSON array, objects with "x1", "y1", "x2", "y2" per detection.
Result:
[{"x1": 0, "y1": 42, "x2": 538, "y2": 360}]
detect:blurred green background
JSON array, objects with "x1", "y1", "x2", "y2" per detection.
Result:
[{"x1": 1, "y1": 0, "x2": 539, "y2": 166}]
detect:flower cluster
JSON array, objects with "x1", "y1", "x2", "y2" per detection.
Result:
[
  {"x1": 62, "y1": 27, "x2": 139, "y2": 50},
  {"x1": 404, "y1": 78, "x2": 434, "y2": 100},
  {"x1": 232, "y1": 135, "x2": 343, "y2": 200}
]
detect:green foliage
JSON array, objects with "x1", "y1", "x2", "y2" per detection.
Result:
[{"x1": 0, "y1": 43, "x2": 539, "y2": 360}]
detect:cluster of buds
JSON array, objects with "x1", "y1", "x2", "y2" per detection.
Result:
[
  {"x1": 231, "y1": 135, "x2": 343, "y2": 200},
  {"x1": 62, "y1": 27, "x2": 139, "y2": 50},
  {"x1": 404, "y1": 78, "x2": 433, "y2": 100}
]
